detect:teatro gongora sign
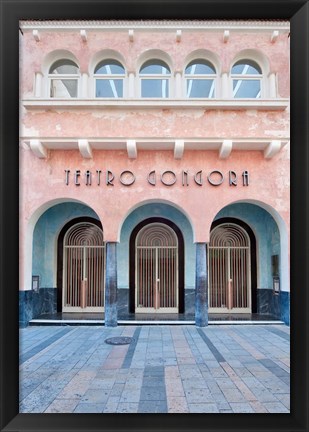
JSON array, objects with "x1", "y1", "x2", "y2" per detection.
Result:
[{"x1": 64, "y1": 169, "x2": 249, "y2": 187}]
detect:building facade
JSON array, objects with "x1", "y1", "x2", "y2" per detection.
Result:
[{"x1": 19, "y1": 20, "x2": 290, "y2": 327}]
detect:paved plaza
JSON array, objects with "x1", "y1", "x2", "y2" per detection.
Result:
[{"x1": 19, "y1": 324, "x2": 290, "y2": 414}]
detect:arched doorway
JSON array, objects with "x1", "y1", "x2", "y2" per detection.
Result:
[
  {"x1": 209, "y1": 218, "x2": 257, "y2": 313},
  {"x1": 129, "y1": 218, "x2": 184, "y2": 314},
  {"x1": 57, "y1": 217, "x2": 105, "y2": 312}
]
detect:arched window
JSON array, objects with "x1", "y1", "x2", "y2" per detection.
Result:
[
  {"x1": 49, "y1": 59, "x2": 80, "y2": 98},
  {"x1": 139, "y1": 60, "x2": 171, "y2": 98},
  {"x1": 231, "y1": 59, "x2": 262, "y2": 98},
  {"x1": 185, "y1": 59, "x2": 216, "y2": 98},
  {"x1": 94, "y1": 59, "x2": 125, "y2": 98}
]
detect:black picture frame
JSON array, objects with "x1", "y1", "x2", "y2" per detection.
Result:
[{"x1": 0, "y1": 0, "x2": 308, "y2": 431}]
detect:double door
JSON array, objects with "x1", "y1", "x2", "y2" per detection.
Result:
[
  {"x1": 63, "y1": 222, "x2": 105, "y2": 312},
  {"x1": 209, "y1": 224, "x2": 251, "y2": 313},
  {"x1": 135, "y1": 223, "x2": 178, "y2": 313}
]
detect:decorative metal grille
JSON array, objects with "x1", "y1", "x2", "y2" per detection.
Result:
[
  {"x1": 209, "y1": 223, "x2": 251, "y2": 312},
  {"x1": 135, "y1": 223, "x2": 178, "y2": 313},
  {"x1": 63, "y1": 222, "x2": 105, "y2": 312}
]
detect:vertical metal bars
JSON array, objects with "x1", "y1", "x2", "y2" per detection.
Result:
[
  {"x1": 63, "y1": 222, "x2": 105, "y2": 312},
  {"x1": 135, "y1": 223, "x2": 178, "y2": 313},
  {"x1": 209, "y1": 223, "x2": 251, "y2": 313}
]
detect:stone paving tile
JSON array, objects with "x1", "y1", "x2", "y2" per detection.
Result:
[
  {"x1": 74, "y1": 402, "x2": 104, "y2": 413},
  {"x1": 117, "y1": 402, "x2": 140, "y2": 413},
  {"x1": 103, "y1": 396, "x2": 120, "y2": 413},
  {"x1": 184, "y1": 388, "x2": 214, "y2": 404},
  {"x1": 230, "y1": 402, "x2": 255, "y2": 413},
  {"x1": 88, "y1": 378, "x2": 115, "y2": 390},
  {"x1": 109, "y1": 383, "x2": 125, "y2": 397},
  {"x1": 215, "y1": 378, "x2": 238, "y2": 390},
  {"x1": 167, "y1": 397, "x2": 189, "y2": 413},
  {"x1": 19, "y1": 324, "x2": 290, "y2": 414},
  {"x1": 44, "y1": 398, "x2": 79, "y2": 413},
  {"x1": 189, "y1": 403, "x2": 220, "y2": 413},
  {"x1": 119, "y1": 389, "x2": 141, "y2": 403},
  {"x1": 274, "y1": 393, "x2": 290, "y2": 409},
  {"x1": 216, "y1": 401, "x2": 231, "y2": 410},
  {"x1": 219, "y1": 388, "x2": 246, "y2": 403},
  {"x1": 81, "y1": 389, "x2": 110, "y2": 403},
  {"x1": 264, "y1": 402, "x2": 290, "y2": 413},
  {"x1": 249, "y1": 401, "x2": 269, "y2": 413}
]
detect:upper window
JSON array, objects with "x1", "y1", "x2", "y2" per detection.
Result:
[
  {"x1": 94, "y1": 59, "x2": 125, "y2": 98},
  {"x1": 231, "y1": 60, "x2": 262, "y2": 98},
  {"x1": 140, "y1": 60, "x2": 171, "y2": 98},
  {"x1": 49, "y1": 59, "x2": 79, "y2": 98},
  {"x1": 185, "y1": 59, "x2": 216, "y2": 98}
]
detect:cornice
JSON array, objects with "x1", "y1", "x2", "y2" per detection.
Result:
[
  {"x1": 19, "y1": 19, "x2": 290, "y2": 32},
  {"x1": 22, "y1": 98, "x2": 290, "y2": 111},
  {"x1": 21, "y1": 137, "x2": 290, "y2": 161}
]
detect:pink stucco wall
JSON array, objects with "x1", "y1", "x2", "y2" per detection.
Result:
[
  {"x1": 19, "y1": 21, "x2": 290, "y2": 291},
  {"x1": 19, "y1": 146, "x2": 290, "y2": 241}
]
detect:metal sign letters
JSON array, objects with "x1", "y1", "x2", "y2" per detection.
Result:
[{"x1": 64, "y1": 169, "x2": 250, "y2": 187}]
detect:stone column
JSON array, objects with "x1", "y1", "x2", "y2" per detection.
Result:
[
  {"x1": 174, "y1": 71, "x2": 182, "y2": 98},
  {"x1": 128, "y1": 71, "x2": 135, "y2": 97},
  {"x1": 81, "y1": 73, "x2": 89, "y2": 98},
  {"x1": 105, "y1": 242, "x2": 118, "y2": 327},
  {"x1": 269, "y1": 72, "x2": 277, "y2": 98},
  {"x1": 221, "y1": 72, "x2": 229, "y2": 98},
  {"x1": 195, "y1": 242, "x2": 208, "y2": 327},
  {"x1": 34, "y1": 72, "x2": 43, "y2": 97}
]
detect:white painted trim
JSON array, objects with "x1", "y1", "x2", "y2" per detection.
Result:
[
  {"x1": 28, "y1": 319, "x2": 284, "y2": 325},
  {"x1": 62, "y1": 307, "x2": 104, "y2": 312},
  {"x1": 34, "y1": 72, "x2": 43, "y2": 97},
  {"x1": 223, "y1": 30, "x2": 230, "y2": 43},
  {"x1": 23, "y1": 137, "x2": 290, "y2": 146},
  {"x1": 29, "y1": 139, "x2": 47, "y2": 158},
  {"x1": 174, "y1": 140, "x2": 185, "y2": 159},
  {"x1": 127, "y1": 139, "x2": 137, "y2": 158},
  {"x1": 271, "y1": 30, "x2": 279, "y2": 43},
  {"x1": 135, "y1": 309, "x2": 179, "y2": 313},
  {"x1": 264, "y1": 140, "x2": 282, "y2": 158},
  {"x1": 219, "y1": 140, "x2": 233, "y2": 159},
  {"x1": 32, "y1": 29, "x2": 40, "y2": 41},
  {"x1": 129, "y1": 29, "x2": 134, "y2": 41},
  {"x1": 80, "y1": 29, "x2": 87, "y2": 41},
  {"x1": 20, "y1": 20, "x2": 290, "y2": 31},
  {"x1": 209, "y1": 308, "x2": 252, "y2": 313},
  {"x1": 24, "y1": 137, "x2": 289, "y2": 159},
  {"x1": 78, "y1": 139, "x2": 93, "y2": 158},
  {"x1": 22, "y1": 98, "x2": 289, "y2": 111},
  {"x1": 268, "y1": 73, "x2": 277, "y2": 98}
]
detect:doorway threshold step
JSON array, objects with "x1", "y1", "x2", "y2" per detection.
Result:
[{"x1": 29, "y1": 319, "x2": 284, "y2": 326}]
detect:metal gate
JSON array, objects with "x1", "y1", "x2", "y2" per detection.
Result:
[
  {"x1": 135, "y1": 223, "x2": 178, "y2": 313},
  {"x1": 209, "y1": 223, "x2": 251, "y2": 313},
  {"x1": 63, "y1": 222, "x2": 105, "y2": 312}
]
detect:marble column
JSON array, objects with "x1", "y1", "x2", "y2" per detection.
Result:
[
  {"x1": 105, "y1": 242, "x2": 118, "y2": 327},
  {"x1": 195, "y1": 242, "x2": 208, "y2": 327}
]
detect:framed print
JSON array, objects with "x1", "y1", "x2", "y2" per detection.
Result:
[{"x1": 0, "y1": 0, "x2": 308, "y2": 431}]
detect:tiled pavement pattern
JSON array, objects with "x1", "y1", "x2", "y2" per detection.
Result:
[{"x1": 19, "y1": 324, "x2": 290, "y2": 414}]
